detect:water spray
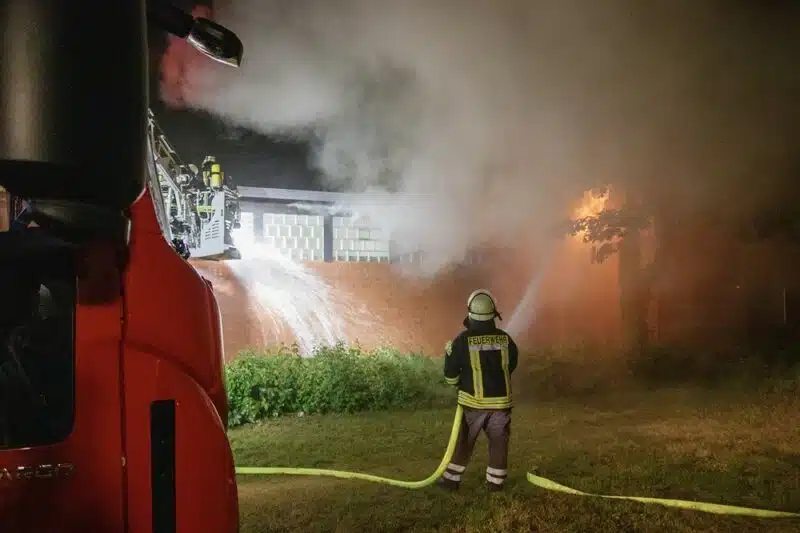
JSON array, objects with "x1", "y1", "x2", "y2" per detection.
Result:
[
  {"x1": 506, "y1": 243, "x2": 557, "y2": 338},
  {"x1": 227, "y1": 227, "x2": 347, "y2": 355}
]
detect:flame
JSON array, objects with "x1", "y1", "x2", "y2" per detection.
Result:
[
  {"x1": 575, "y1": 190, "x2": 607, "y2": 219},
  {"x1": 571, "y1": 188, "x2": 609, "y2": 242}
]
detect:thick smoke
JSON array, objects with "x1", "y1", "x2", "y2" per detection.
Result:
[{"x1": 162, "y1": 0, "x2": 799, "y2": 276}]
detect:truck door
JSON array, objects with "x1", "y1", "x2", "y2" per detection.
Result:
[{"x1": 0, "y1": 231, "x2": 126, "y2": 533}]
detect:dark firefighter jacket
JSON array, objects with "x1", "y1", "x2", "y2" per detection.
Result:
[{"x1": 443, "y1": 320, "x2": 519, "y2": 410}]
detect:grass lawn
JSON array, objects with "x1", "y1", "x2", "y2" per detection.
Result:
[{"x1": 229, "y1": 388, "x2": 800, "y2": 533}]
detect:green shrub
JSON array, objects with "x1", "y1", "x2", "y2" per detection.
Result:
[
  {"x1": 225, "y1": 343, "x2": 450, "y2": 427},
  {"x1": 627, "y1": 342, "x2": 800, "y2": 387},
  {"x1": 512, "y1": 342, "x2": 799, "y2": 401},
  {"x1": 511, "y1": 343, "x2": 633, "y2": 401}
]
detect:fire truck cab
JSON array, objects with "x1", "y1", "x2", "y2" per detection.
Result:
[{"x1": 0, "y1": 2, "x2": 243, "y2": 532}]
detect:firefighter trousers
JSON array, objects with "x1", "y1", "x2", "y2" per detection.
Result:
[{"x1": 442, "y1": 407, "x2": 511, "y2": 488}]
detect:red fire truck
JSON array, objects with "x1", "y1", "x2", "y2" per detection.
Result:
[{"x1": 0, "y1": 2, "x2": 243, "y2": 532}]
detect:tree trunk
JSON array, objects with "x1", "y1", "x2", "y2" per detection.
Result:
[
  {"x1": 614, "y1": 187, "x2": 649, "y2": 354},
  {"x1": 618, "y1": 227, "x2": 648, "y2": 353},
  {"x1": 0, "y1": 187, "x2": 8, "y2": 231}
]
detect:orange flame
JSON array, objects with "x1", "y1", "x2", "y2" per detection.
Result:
[{"x1": 572, "y1": 189, "x2": 609, "y2": 243}]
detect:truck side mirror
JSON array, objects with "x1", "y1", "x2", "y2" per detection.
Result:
[
  {"x1": 188, "y1": 17, "x2": 243, "y2": 68},
  {"x1": 147, "y1": 3, "x2": 244, "y2": 68}
]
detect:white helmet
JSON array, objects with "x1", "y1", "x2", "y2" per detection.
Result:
[{"x1": 467, "y1": 289, "x2": 499, "y2": 322}]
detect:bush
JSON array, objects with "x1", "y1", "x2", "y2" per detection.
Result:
[
  {"x1": 628, "y1": 342, "x2": 800, "y2": 387},
  {"x1": 225, "y1": 343, "x2": 450, "y2": 427},
  {"x1": 511, "y1": 343, "x2": 633, "y2": 401},
  {"x1": 512, "y1": 342, "x2": 800, "y2": 401}
]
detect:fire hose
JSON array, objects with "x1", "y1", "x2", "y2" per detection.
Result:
[{"x1": 235, "y1": 404, "x2": 799, "y2": 518}]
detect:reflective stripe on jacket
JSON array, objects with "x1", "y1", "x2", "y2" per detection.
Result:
[{"x1": 443, "y1": 323, "x2": 519, "y2": 409}]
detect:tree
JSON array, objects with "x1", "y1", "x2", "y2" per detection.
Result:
[
  {"x1": 562, "y1": 186, "x2": 654, "y2": 351},
  {"x1": 565, "y1": 199, "x2": 652, "y2": 264}
]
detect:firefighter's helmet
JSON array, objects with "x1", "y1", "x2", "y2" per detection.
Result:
[{"x1": 467, "y1": 289, "x2": 499, "y2": 322}]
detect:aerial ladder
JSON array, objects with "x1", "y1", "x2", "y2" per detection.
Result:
[
  {"x1": 148, "y1": 110, "x2": 242, "y2": 260},
  {"x1": 2, "y1": 113, "x2": 243, "y2": 260}
]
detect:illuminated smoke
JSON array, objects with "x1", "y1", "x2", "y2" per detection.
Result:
[
  {"x1": 160, "y1": 4, "x2": 214, "y2": 107},
  {"x1": 161, "y1": 0, "x2": 798, "y2": 281}
]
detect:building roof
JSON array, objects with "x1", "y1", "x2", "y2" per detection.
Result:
[{"x1": 237, "y1": 186, "x2": 434, "y2": 208}]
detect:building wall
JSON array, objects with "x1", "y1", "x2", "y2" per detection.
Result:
[
  {"x1": 238, "y1": 200, "x2": 407, "y2": 263},
  {"x1": 192, "y1": 235, "x2": 623, "y2": 358},
  {"x1": 218, "y1": 190, "x2": 800, "y2": 356},
  {"x1": 204, "y1": 196, "x2": 623, "y2": 355},
  {"x1": 262, "y1": 212, "x2": 326, "y2": 261},
  {"x1": 332, "y1": 215, "x2": 390, "y2": 262}
]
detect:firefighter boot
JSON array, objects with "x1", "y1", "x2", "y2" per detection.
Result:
[
  {"x1": 486, "y1": 481, "x2": 504, "y2": 493},
  {"x1": 436, "y1": 463, "x2": 466, "y2": 492},
  {"x1": 436, "y1": 477, "x2": 459, "y2": 492},
  {"x1": 486, "y1": 467, "x2": 507, "y2": 492}
]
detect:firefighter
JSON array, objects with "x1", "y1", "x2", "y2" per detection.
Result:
[
  {"x1": 201, "y1": 155, "x2": 214, "y2": 187},
  {"x1": 201, "y1": 155, "x2": 223, "y2": 190},
  {"x1": 437, "y1": 289, "x2": 519, "y2": 492}
]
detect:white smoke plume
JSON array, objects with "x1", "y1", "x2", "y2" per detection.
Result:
[{"x1": 164, "y1": 0, "x2": 799, "y2": 276}]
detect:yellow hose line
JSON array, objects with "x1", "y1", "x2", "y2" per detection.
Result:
[
  {"x1": 526, "y1": 473, "x2": 799, "y2": 518},
  {"x1": 235, "y1": 405, "x2": 463, "y2": 488},
  {"x1": 234, "y1": 405, "x2": 800, "y2": 518}
]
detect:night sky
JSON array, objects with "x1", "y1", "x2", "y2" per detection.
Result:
[{"x1": 151, "y1": 102, "x2": 321, "y2": 190}]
